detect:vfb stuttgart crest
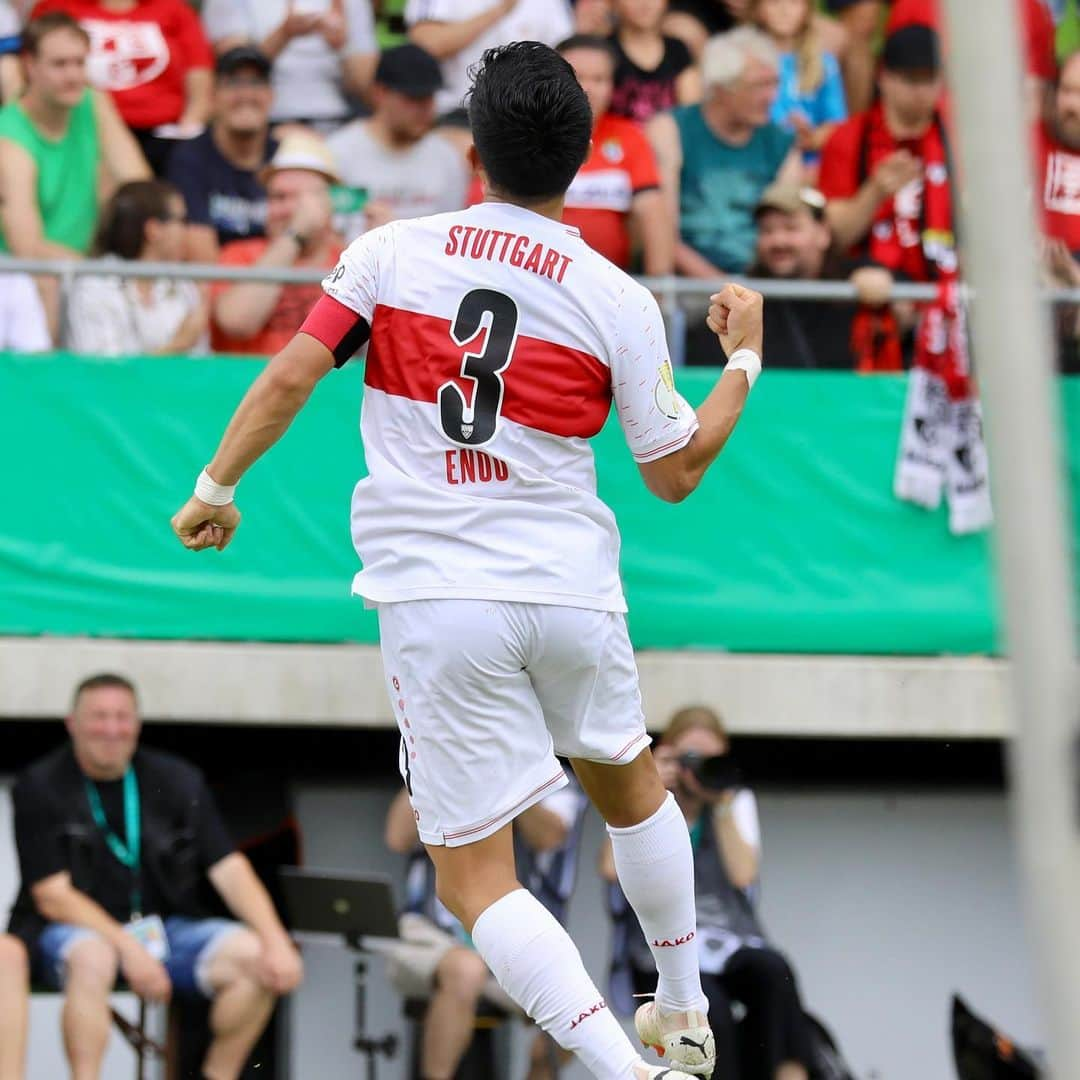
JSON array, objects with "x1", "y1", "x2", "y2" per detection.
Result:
[{"x1": 84, "y1": 19, "x2": 169, "y2": 91}]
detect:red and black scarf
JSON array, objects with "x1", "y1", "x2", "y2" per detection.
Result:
[{"x1": 857, "y1": 102, "x2": 957, "y2": 283}]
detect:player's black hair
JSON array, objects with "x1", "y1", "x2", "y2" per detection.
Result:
[{"x1": 467, "y1": 41, "x2": 593, "y2": 202}]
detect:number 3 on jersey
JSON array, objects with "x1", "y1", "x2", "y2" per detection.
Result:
[{"x1": 438, "y1": 289, "x2": 519, "y2": 446}]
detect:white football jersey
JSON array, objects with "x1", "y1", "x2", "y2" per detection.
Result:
[{"x1": 321, "y1": 200, "x2": 698, "y2": 611}]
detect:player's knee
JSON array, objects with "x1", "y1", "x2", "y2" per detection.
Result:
[
  {"x1": 435, "y1": 947, "x2": 489, "y2": 1001},
  {"x1": 65, "y1": 935, "x2": 118, "y2": 989}
]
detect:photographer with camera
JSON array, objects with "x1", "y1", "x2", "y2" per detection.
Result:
[{"x1": 601, "y1": 705, "x2": 812, "y2": 1080}]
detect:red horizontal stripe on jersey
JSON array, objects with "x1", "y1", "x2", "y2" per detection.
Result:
[{"x1": 366, "y1": 304, "x2": 612, "y2": 439}]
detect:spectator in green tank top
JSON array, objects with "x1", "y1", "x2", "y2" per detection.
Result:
[
  {"x1": 0, "y1": 12, "x2": 148, "y2": 334},
  {"x1": 647, "y1": 25, "x2": 802, "y2": 279},
  {"x1": 374, "y1": 0, "x2": 408, "y2": 48}
]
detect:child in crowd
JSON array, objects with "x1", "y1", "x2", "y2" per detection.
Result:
[
  {"x1": 609, "y1": 0, "x2": 702, "y2": 124},
  {"x1": 751, "y1": 0, "x2": 846, "y2": 171}
]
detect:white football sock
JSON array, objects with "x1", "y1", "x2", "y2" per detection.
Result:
[
  {"x1": 608, "y1": 792, "x2": 708, "y2": 1014},
  {"x1": 471, "y1": 888, "x2": 640, "y2": 1080}
]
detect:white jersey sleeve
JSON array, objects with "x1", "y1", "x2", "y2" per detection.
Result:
[
  {"x1": 609, "y1": 281, "x2": 699, "y2": 463},
  {"x1": 322, "y1": 224, "x2": 392, "y2": 322}
]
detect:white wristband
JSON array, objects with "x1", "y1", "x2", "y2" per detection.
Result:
[
  {"x1": 725, "y1": 348, "x2": 762, "y2": 390},
  {"x1": 194, "y1": 468, "x2": 236, "y2": 506}
]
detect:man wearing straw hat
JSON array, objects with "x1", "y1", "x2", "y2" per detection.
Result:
[{"x1": 211, "y1": 131, "x2": 344, "y2": 355}]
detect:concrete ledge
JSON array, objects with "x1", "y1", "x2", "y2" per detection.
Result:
[{"x1": 0, "y1": 637, "x2": 1011, "y2": 738}]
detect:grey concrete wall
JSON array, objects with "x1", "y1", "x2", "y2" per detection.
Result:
[{"x1": 0, "y1": 638, "x2": 1013, "y2": 738}]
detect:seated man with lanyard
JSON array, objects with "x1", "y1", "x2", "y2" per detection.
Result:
[
  {"x1": 383, "y1": 769, "x2": 589, "y2": 1080},
  {"x1": 7, "y1": 673, "x2": 303, "y2": 1080}
]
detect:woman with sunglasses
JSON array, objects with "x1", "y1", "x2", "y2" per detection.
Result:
[{"x1": 66, "y1": 179, "x2": 208, "y2": 356}]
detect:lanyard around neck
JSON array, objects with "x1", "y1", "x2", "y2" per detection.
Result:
[{"x1": 84, "y1": 767, "x2": 142, "y2": 917}]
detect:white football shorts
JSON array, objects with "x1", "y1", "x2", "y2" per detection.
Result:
[{"x1": 376, "y1": 599, "x2": 651, "y2": 847}]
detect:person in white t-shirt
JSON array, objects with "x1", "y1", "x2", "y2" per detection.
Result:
[
  {"x1": 0, "y1": 271, "x2": 51, "y2": 351},
  {"x1": 201, "y1": 0, "x2": 378, "y2": 132},
  {"x1": 326, "y1": 42, "x2": 468, "y2": 242},
  {"x1": 171, "y1": 42, "x2": 767, "y2": 1080},
  {"x1": 405, "y1": 0, "x2": 574, "y2": 115},
  {"x1": 66, "y1": 180, "x2": 206, "y2": 356}
]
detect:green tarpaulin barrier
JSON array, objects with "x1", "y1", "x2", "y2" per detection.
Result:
[{"x1": 3, "y1": 351, "x2": 1058, "y2": 655}]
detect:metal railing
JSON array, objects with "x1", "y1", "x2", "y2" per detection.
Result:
[
  {"x1": 4, "y1": 253, "x2": 1080, "y2": 364},
  {"x1": 9, "y1": 252, "x2": 1080, "y2": 299}
]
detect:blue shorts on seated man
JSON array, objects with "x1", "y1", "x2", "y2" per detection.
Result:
[{"x1": 35, "y1": 917, "x2": 244, "y2": 998}]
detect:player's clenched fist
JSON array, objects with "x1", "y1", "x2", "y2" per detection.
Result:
[
  {"x1": 171, "y1": 498, "x2": 241, "y2": 552},
  {"x1": 707, "y1": 283, "x2": 764, "y2": 358}
]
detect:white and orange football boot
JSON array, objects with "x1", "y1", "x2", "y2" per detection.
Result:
[{"x1": 634, "y1": 1001, "x2": 715, "y2": 1077}]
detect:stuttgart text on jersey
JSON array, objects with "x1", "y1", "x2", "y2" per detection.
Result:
[{"x1": 444, "y1": 225, "x2": 575, "y2": 284}]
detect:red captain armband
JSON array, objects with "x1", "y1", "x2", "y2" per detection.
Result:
[{"x1": 300, "y1": 294, "x2": 372, "y2": 368}]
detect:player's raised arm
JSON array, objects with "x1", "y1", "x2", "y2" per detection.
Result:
[
  {"x1": 636, "y1": 284, "x2": 763, "y2": 503},
  {"x1": 169, "y1": 332, "x2": 338, "y2": 552},
  {"x1": 172, "y1": 224, "x2": 381, "y2": 553}
]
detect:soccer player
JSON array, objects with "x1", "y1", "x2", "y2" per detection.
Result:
[{"x1": 171, "y1": 41, "x2": 764, "y2": 1080}]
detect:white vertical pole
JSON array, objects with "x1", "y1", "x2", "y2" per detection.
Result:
[{"x1": 942, "y1": 1, "x2": 1080, "y2": 1071}]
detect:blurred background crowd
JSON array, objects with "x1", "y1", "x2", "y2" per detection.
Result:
[{"x1": 0, "y1": 0, "x2": 1078, "y2": 372}]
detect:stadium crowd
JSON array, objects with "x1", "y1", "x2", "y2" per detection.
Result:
[{"x1": 0, "y1": 0, "x2": 1077, "y2": 369}]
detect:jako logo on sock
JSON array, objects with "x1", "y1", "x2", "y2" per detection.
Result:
[
  {"x1": 569, "y1": 1001, "x2": 607, "y2": 1029},
  {"x1": 651, "y1": 932, "x2": 695, "y2": 947}
]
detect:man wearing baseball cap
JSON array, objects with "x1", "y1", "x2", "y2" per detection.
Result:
[
  {"x1": 817, "y1": 24, "x2": 955, "y2": 285},
  {"x1": 749, "y1": 182, "x2": 897, "y2": 369},
  {"x1": 211, "y1": 131, "x2": 344, "y2": 355},
  {"x1": 326, "y1": 43, "x2": 468, "y2": 240},
  {"x1": 166, "y1": 46, "x2": 278, "y2": 264}
]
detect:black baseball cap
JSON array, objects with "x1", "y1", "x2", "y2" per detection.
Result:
[
  {"x1": 375, "y1": 43, "x2": 443, "y2": 98},
  {"x1": 882, "y1": 24, "x2": 941, "y2": 74},
  {"x1": 216, "y1": 45, "x2": 272, "y2": 80}
]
